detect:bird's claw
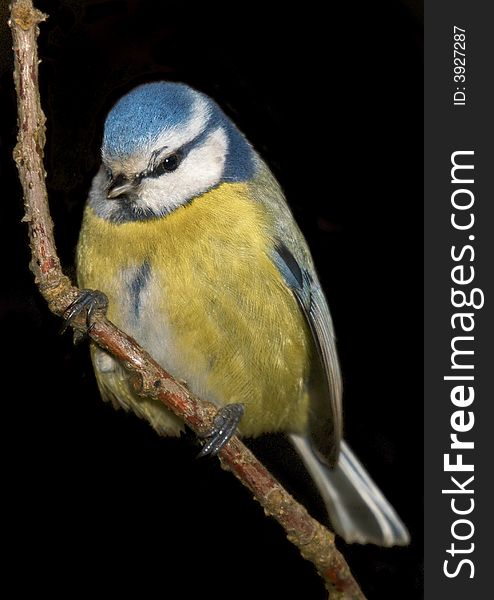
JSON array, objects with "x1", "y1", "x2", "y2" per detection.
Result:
[
  {"x1": 198, "y1": 403, "x2": 245, "y2": 457},
  {"x1": 60, "y1": 289, "x2": 108, "y2": 338}
]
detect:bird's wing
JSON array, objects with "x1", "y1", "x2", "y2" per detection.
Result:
[
  {"x1": 245, "y1": 164, "x2": 342, "y2": 465},
  {"x1": 273, "y1": 240, "x2": 342, "y2": 467}
]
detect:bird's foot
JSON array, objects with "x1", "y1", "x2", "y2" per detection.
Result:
[
  {"x1": 60, "y1": 289, "x2": 108, "y2": 342},
  {"x1": 198, "y1": 403, "x2": 245, "y2": 457}
]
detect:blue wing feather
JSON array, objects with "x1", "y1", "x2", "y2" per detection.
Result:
[{"x1": 273, "y1": 241, "x2": 342, "y2": 465}]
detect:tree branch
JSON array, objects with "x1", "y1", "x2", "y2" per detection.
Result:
[{"x1": 9, "y1": 2, "x2": 366, "y2": 598}]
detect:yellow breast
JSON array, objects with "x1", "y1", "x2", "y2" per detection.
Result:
[{"x1": 77, "y1": 182, "x2": 311, "y2": 436}]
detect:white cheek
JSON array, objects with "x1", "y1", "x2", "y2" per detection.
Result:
[{"x1": 139, "y1": 126, "x2": 228, "y2": 214}]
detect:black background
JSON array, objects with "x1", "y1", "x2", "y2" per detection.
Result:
[{"x1": 0, "y1": 1, "x2": 423, "y2": 598}]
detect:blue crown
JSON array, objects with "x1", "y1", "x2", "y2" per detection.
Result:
[{"x1": 103, "y1": 82, "x2": 198, "y2": 158}]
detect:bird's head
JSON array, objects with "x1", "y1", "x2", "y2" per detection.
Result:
[{"x1": 93, "y1": 82, "x2": 256, "y2": 222}]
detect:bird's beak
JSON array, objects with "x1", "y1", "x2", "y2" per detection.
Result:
[{"x1": 107, "y1": 173, "x2": 135, "y2": 199}]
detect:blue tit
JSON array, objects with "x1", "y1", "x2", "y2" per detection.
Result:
[{"x1": 76, "y1": 82, "x2": 409, "y2": 546}]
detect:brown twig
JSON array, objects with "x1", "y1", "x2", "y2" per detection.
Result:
[{"x1": 9, "y1": 2, "x2": 366, "y2": 598}]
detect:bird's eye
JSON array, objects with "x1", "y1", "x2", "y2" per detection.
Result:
[
  {"x1": 147, "y1": 151, "x2": 182, "y2": 179},
  {"x1": 161, "y1": 152, "x2": 181, "y2": 172},
  {"x1": 142, "y1": 150, "x2": 183, "y2": 180}
]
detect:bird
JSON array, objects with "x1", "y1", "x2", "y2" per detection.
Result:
[{"x1": 73, "y1": 81, "x2": 409, "y2": 546}]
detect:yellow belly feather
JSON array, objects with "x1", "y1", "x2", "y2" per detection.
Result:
[{"x1": 77, "y1": 182, "x2": 311, "y2": 437}]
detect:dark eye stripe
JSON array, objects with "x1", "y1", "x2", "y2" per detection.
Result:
[{"x1": 144, "y1": 150, "x2": 182, "y2": 179}]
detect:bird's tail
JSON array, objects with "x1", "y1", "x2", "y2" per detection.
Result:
[{"x1": 289, "y1": 434, "x2": 410, "y2": 546}]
